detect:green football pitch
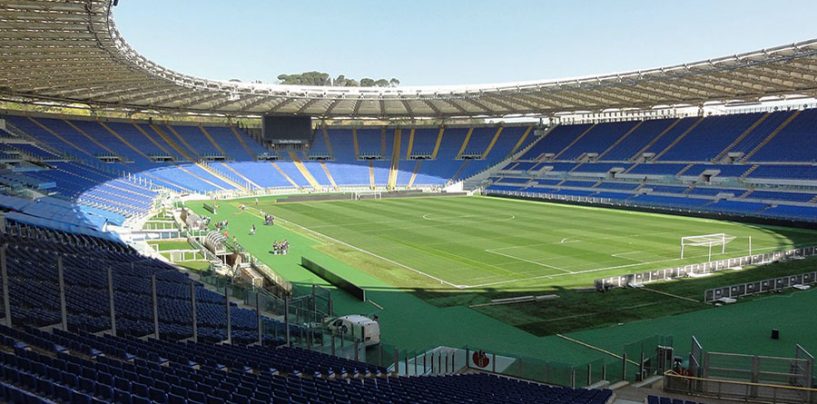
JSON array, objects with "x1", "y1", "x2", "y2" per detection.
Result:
[
  {"x1": 189, "y1": 195, "x2": 817, "y2": 368},
  {"x1": 260, "y1": 195, "x2": 817, "y2": 290}
]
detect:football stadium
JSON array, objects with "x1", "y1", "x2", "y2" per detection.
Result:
[{"x1": 1, "y1": 1, "x2": 817, "y2": 403}]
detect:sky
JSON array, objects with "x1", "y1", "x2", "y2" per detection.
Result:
[{"x1": 114, "y1": 0, "x2": 817, "y2": 86}]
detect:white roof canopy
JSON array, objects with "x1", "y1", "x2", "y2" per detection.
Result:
[{"x1": 2, "y1": 0, "x2": 817, "y2": 119}]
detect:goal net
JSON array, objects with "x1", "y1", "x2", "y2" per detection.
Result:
[
  {"x1": 352, "y1": 191, "x2": 382, "y2": 200},
  {"x1": 680, "y1": 233, "x2": 736, "y2": 260}
]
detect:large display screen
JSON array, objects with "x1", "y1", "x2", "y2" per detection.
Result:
[{"x1": 261, "y1": 115, "x2": 312, "y2": 145}]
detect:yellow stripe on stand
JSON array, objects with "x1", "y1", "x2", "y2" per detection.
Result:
[
  {"x1": 407, "y1": 160, "x2": 422, "y2": 188},
  {"x1": 198, "y1": 126, "x2": 229, "y2": 158},
  {"x1": 64, "y1": 120, "x2": 116, "y2": 155},
  {"x1": 287, "y1": 150, "x2": 322, "y2": 190},
  {"x1": 220, "y1": 163, "x2": 261, "y2": 189},
  {"x1": 510, "y1": 126, "x2": 533, "y2": 155},
  {"x1": 387, "y1": 129, "x2": 401, "y2": 189},
  {"x1": 481, "y1": 127, "x2": 504, "y2": 159},
  {"x1": 320, "y1": 161, "x2": 338, "y2": 190},
  {"x1": 230, "y1": 127, "x2": 256, "y2": 158},
  {"x1": 270, "y1": 162, "x2": 300, "y2": 188},
  {"x1": 368, "y1": 160, "x2": 376, "y2": 189},
  {"x1": 405, "y1": 128, "x2": 416, "y2": 160},
  {"x1": 455, "y1": 128, "x2": 474, "y2": 158},
  {"x1": 100, "y1": 122, "x2": 150, "y2": 159},
  {"x1": 352, "y1": 128, "x2": 360, "y2": 159},
  {"x1": 151, "y1": 125, "x2": 193, "y2": 161},
  {"x1": 29, "y1": 117, "x2": 91, "y2": 157},
  {"x1": 430, "y1": 127, "x2": 445, "y2": 159}
]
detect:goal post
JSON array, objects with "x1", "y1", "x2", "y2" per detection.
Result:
[
  {"x1": 680, "y1": 233, "x2": 736, "y2": 261},
  {"x1": 352, "y1": 190, "x2": 382, "y2": 200}
]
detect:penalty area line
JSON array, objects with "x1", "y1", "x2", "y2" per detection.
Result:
[
  {"x1": 483, "y1": 248, "x2": 573, "y2": 274},
  {"x1": 259, "y1": 209, "x2": 466, "y2": 290}
]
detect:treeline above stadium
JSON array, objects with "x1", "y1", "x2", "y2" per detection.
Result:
[{"x1": 276, "y1": 71, "x2": 400, "y2": 87}]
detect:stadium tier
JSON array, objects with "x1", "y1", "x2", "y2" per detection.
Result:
[
  {"x1": 0, "y1": 220, "x2": 611, "y2": 403},
  {"x1": 2, "y1": 110, "x2": 817, "y2": 230},
  {"x1": 0, "y1": 114, "x2": 541, "y2": 232},
  {"x1": 487, "y1": 108, "x2": 817, "y2": 224},
  {"x1": 0, "y1": 325, "x2": 611, "y2": 404}
]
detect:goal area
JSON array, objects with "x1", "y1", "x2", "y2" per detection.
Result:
[
  {"x1": 680, "y1": 233, "x2": 736, "y2": 260},
  {"x1": 351, "y1": 190, "x2": 382, "y2": 200}
]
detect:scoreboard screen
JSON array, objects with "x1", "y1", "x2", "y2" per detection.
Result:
[{"x1": 261, "y1": 116, "x2": 312, "y2": 145}]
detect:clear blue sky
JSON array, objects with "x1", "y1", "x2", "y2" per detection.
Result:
[{"x1": 114, "y1": 0, "x2": 817, "y2": 86}]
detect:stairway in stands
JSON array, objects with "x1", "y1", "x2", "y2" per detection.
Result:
[
  {"x1": 287, "y1": 151, "x2": 322, "y2": 190},
  {"x1": 196, "y1": 162, "x2": 249, "y2": 192},
  {"x1": 743, "y1": 110, "x2": 801, "y2": 161},
  {"x1": 713, "y1": 112, "x2": 769, "y2": 161},
  {"x1": 151, "y1": 125, "x2": 194, "y2": 161}
]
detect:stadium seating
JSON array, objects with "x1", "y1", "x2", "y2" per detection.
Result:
[
  {"x1": 750, "y1": 108, "x2": 817, "y2": 162},
  {"x1": 647, "y1": 395, "x2": 706, "y2": 404},
  {"x1": 486, "y1": 110, "x2": 817, "y2": 224},
  {"x1": 0, "y1": 220, "x2": 289, "y2": 344},
  {"x1": 0, "y1": 221, "x2": 613, "y2": 403},
  {"x1": 559, "y1": 121, "x2": 639, "y2": 160},
  {"x1": 0, "y1": 328, "x2": 611, "y2": 404},
  {"x1": 3, "y1": 110, "x2": 817, "y2": 230},
  {"x1": 600, "y1": 118, "x2": 677, "y2": 161},
  {"x1": 658, "y1": 113, "x2": 762, "y2": 161}
]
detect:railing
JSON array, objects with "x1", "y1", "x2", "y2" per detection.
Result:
[
  {"x1": 705, "y1": 267, "x2": 817, "y2": 302},
  {"x1": 551, "y1": 103, "x2": 817, "y2": 126},
  {"x1": 197, "y1": 275, "x2": 366, "y2": 362},
  {"x1": 598, "y1": 246, "x2": 816, "y2": 291},
  {"x1": 663, "y1": 370, "x2": 817, "y2": 403}
]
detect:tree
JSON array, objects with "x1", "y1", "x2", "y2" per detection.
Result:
[{"x1": 278, "y1": 72, "x2": 398, "y2": 87}]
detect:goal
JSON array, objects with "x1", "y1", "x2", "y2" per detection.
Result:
[
  {"x1": 352, "y1": 191, "x2": 382, "y2": 200},
  {"x1": 680, "y1": 233, "x2": 736, "y2": 260}
]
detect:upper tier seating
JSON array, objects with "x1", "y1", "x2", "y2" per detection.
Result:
[
  {"x1": 751, "y1": 108, "x2": 817, "y2": 162},
  {"x1": 6, "y1": 110, "x2": 817, "y2": 228},
  {"x1": 558, "y1": 121, "x2": 639, "y2": 160},
  {"x1": 659, "y1": 113, "x2": 763, "y2": 161},
  {"x1": 601, "y1": 118, "x2": 677, "y2": 161},
  {"x1": 521, "y1": 124, "x2": 592, "y2": 160},
  {"x1": 488, "y1": 110, "x2": 817, "y2": 223}
]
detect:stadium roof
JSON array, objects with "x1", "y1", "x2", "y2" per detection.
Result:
[{"x1": 3, "y1": 0, "x2": 817, "y2": 119}]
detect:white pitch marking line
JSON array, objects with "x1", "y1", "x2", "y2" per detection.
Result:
[
  {"x1": 463, "y1": 243, "x2": 792, "y2": 289},
  {"x1": 256, "y1": 207, "x2": 465, "y2": 289},
  {"x1": 610, "y1": 251, "x2": 652, "y2": 261},
  {"x1": 421, "y1": 213, "x2": 516, "y2": 222},
  {"x1": 484, "y1": 249, "x2": 573, "y2": 274}
]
